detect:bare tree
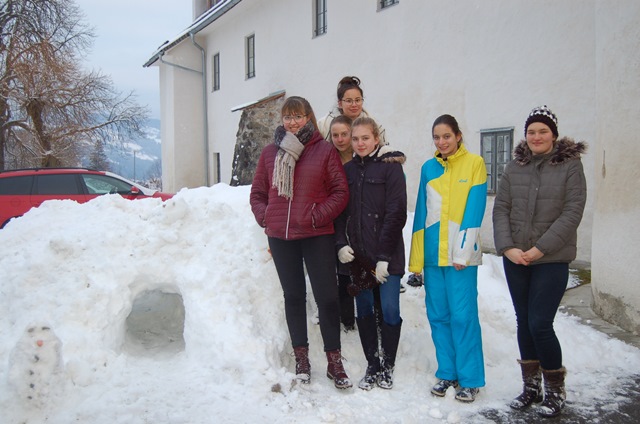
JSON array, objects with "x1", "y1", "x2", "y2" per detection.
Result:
[
  {"x1": 0, "y1": 0, "x2": 149, "y2": 170},
  {"x1": 145, "y1": 158, "x2": 163, "y2": 190}
]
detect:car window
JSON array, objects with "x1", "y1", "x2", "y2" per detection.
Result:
[
  {"x1": 0, "y1": 176, "x2": 33, "y2": 195},
  {"x1": 35, "y1": 174, "x2": 82, "y2": 195},
  {"x1": 81, "y1": 174, "x2": 133, "y2": 195}
]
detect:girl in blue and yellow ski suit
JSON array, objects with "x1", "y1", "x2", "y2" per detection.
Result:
[{"x1": 409, "y1": 114, "x2": 487, "y2": 402}]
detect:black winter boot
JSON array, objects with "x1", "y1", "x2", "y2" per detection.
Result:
[
  {"x1": 510, "y1": 359, "x2": 543, "y2": 409},
  {"x1": 356, "y1": 314, "x2": 380, "y2": 390},
  {"x1": 326, "y1": 349, "x2": 353, "y2": 389},
  {"x1": 377, "y1": 320, "x2": 402, "y2": 389},
  {"x1": 538, "y1": 367, "x2": 567, "y2": 418},
  {"x1": 293, "y1": 346, "x2": 310, "y2": 384}
]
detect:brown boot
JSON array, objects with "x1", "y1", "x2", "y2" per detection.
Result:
[
  {"x1": 538, "y1": 367, "x2": 567, "y2": 418},
  {"x1": 509, "y1": 359, "x2": 543, "y2": 409},
  {"x1": 293, "y1": 346, "x2": 310, "y2": 384},
  {"x1": 326, "y1": 349, "x2": 352, "y2": 389}
]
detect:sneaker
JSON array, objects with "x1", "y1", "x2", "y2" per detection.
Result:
[
  {"x1": 431, "y1": 379, "x2": 459, "y2": 397},
  {"x1": 455, "y1": 387, "x2": 479, "y2": 403},
  {"x1": 407, "y1": 273, "x2": 423, "y2": 287},
  {"x1": 399, "y1": 283, "x2": 406, "y2": 293}
]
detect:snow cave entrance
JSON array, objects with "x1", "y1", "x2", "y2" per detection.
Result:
[{"x1": 124, "y1": 289, "x2": 185, "y2": 356}]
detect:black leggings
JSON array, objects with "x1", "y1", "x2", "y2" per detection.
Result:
[
  {"x1": 268, "y1": 235, "x2": 341, "y2": 351},
  {"x1": 504, "y1": 258, "x2": 568, "y2": 370}
]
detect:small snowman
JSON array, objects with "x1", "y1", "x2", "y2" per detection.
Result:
[{"x1": 7, "y1": 324, "x2": 65, "y2": 405}]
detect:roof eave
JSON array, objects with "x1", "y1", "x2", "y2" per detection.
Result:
[{"x1": 143, "y1": 0, "x2": 243, "y2": 68}]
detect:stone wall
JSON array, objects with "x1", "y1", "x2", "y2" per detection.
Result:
[{"x1": 230, "y1": 94, "x2": 284, "y2": 186}]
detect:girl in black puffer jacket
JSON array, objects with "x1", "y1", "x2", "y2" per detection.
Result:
[{"x1": 335, "y1": 117, "x2": 407, "y2": 391}]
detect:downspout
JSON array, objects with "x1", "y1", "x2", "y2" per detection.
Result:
[{"x1": 190, "y1": 33, "x2": 210, "y2": 186}]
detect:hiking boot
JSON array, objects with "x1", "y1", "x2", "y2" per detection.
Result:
[
  {"x1": 326, "y1": 349, "x2": 352, "y2": 389},
  {"x1": 293, "y1": 346, "x2": 310, "y2": 384}
]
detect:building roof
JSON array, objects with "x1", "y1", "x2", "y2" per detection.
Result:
[{"x1": 143, "y1": 0, "x2": 242, "y2": 68}]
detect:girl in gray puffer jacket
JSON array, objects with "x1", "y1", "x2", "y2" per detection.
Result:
[{"x1": 493, "y1": 105, "x2": 587, "y2": 419}]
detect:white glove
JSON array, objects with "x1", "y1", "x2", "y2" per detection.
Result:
[
  {"x1": 338, "y1": 246, "x2": 355, "y2": 263},
  {"x1": 375, "y1": 261, "x2": 389, "y2": 284}
]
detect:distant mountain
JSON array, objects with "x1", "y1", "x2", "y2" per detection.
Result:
[{"x1": 104, "y1": 119, "x2": 162, "y2": 183}]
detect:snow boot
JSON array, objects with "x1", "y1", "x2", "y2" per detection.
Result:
[
  {"x1": 356, "y1": 314, "x2": 380, "y2": 390},
  {"x1": 377, "y1": 320, "x2": 402, "y2": 389},
  {"x1": 293, "y1": 346, "x2": 310, "y2": 384},
  {"x1": 538, "y1": 367, "x2": 567, "y2": 418},
  {"x1": 326, "y1": 349, "x2": 352, "y2": 389},
  {"x1": 510, "y1": 359, "x2": 543, "y2": 409}
]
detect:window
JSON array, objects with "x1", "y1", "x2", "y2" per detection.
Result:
[
  {"x1": 212, "y1": 53, "x2": 220, "y2": 91},
  {"x1": 212, "y1": 152, "x2": 221, "y2": 184},
  {"x1": 481, "y1": 128, "x2": 513, "y2": 194},
  {"x1": 246, "y1": 34, "x2": 255, "y2": 79},
  {"x1": 81, "y1": 174, "x2": 134, "y2": 195},
  {"x1": 379, "y1": 0, "x2": 399, "y2": 10},
  {"x1": 314, "y1": 0, "x2": 327, "y2": 37},
  {"x1": 0, "y1": 176, "x2": 33, "y2": 195},
  {"x1": 35, "y1": 174, "x2": 82, "y2": 195}
]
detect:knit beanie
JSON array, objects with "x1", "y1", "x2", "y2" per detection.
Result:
[{"x1": 524, "y1": 105, "x2": 558, "y2": 137}]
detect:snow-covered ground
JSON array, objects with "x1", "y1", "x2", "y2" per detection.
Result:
[{"x1": 1, "y1": 184, "x2": 639, "y2": 423}]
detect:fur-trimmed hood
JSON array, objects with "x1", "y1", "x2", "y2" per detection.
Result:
[
  {"x1": 374, "y1": 145, "x2": 406, "y2": 165},
  {"x1": 514, "y1": 137, "x2": 587, "y2": 166}
]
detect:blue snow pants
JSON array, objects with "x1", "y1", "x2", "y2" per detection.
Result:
[{"x1": 424, "y1": 265, "x2": 485, "y2": 388}]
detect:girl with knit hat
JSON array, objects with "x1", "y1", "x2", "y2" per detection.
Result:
[{"x1": 493, "y1": 105, "x2": 587, "y2": 418}]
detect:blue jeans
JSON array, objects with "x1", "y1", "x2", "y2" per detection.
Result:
[
  {"x1": 355, "y1": 274, "x2": 401, "y2": 326},
  {"x1": 424, "y1": 266, "x2": 485, "y2": 388},
  {"x1": 503, "y1": 258, "x2": 568, "y2": 370}
]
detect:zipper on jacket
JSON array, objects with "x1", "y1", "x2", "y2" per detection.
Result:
[
  {"x1": 285, "y1": 198, "x2": 292, "y2": 239},
  {"x1": 311, "y1": 203, "x2": 317, "y2": 229}
]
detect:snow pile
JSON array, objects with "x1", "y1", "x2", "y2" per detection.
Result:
[{"x1": 0, "y1": 184, "x2": 638, "y2": 423}]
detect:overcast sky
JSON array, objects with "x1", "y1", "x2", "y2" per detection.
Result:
[{"x1": 75, "y1": 0, "x2": 193, "y2": 119}]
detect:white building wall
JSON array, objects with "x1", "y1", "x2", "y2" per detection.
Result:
[
  {"x1": 591, "y1": 1, "x2": 640, "y2": 332},
  {"x1": 158, "y1": 46, "x2": 206, "y2": 192},
  {"x1": 186, "y1": 0, "x2": 597, "y2": 263}
]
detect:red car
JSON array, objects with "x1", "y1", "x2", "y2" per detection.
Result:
[{"x1": 0, "y1": 167, "x2": 174, "y2": 228}]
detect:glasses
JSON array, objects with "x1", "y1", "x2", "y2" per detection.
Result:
[
  {"x1": 283, "y1": 114, "x2": 308, "y2": 123},
  {"x1": 341, "y1": 97, "x2": 364, "y2": 106}
]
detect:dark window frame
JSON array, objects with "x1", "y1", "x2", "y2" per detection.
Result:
[
  {"x1": 314, "y1": 0, "x2": 327, "y2": 37},
  {"x1": 480, "y1": 127, "x2": 514, "y2": 194},
  {"x1": 246, "y1": 34, "x2": 255, "y2": 79},
  {"x1": 212, "y1": 53, "x2": 220, "y2": 91},
  {"x1": 379, "y1": 0, "x2": 399, "y2": 10}
]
